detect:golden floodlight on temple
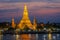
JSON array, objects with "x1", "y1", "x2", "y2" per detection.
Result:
[{"x1": 18, "y1": 4, "x2": 33, "y2": 30}]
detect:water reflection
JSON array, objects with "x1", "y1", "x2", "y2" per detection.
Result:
[
  {"x1": 2, "y1": 34, "x2": 15, "y2": 40},
  {"x1": 43, "y1": 34, "x2": 46, "y2": 40},
  {"x1": 16, "y1": 35, "x2": 19, "y2": 40},
  {"x1": 1, "y1": 34, "x2": 60, "y2": 40},
  {"x1": 48, "y1": 33, "x2": 52, "y2": 40},
  {"x1": 20, "y1": 34, "x2": 30, "y2": 40},
  {"x1": 0, "y1": 35, "x2": 3, "y2": 40}
]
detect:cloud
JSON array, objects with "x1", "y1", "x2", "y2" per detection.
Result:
[
  {"x1": 0, "y1": 2, "x2": 60, "y2": 16},
  {"x1": 31, "y1": 0, "x2": 60, "y2": 2},
  {"x1": 0, "y1": 9, "x2": 23, "y2": 18},
  {"x1": 0, "y1": 0, "x2": 31, "y2": 2},
  {"x1": 0, "y1": 0, "x2": 60, "y2": 3},
  {"x1": 0, "y1": 2, "x2": 60, "y2": 22},
  {"x1": 0, "y1": 2, "x2": 60, "y2": 9},
  {"x1": 34, "y1": 9, "x2": 60, "y2": 16}
]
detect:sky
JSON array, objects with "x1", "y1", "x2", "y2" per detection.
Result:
[{"x1": 0, "y1": 0, "x2": 60, "y2": 23}]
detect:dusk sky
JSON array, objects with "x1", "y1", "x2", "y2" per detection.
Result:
[{"x1": 0, "y1": 0, "x2": 60, "y2": 23}]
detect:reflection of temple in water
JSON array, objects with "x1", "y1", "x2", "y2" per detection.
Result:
[
  {"x1": 15, "y1": 34, "x2": 58, "y2": 40},
  {"x1": 15, "y1": 34, "x2": 37, "y2": 40},
  {"x1": 2, "y1": 34, "x2": 60, "y2": 40},
  {"x1": 15, "y1": 33, "x2": 37, "y2": 40}
]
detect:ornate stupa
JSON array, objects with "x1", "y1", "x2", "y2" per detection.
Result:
[
  {"x1": 11, "y1": 18, "x2": 15, "y2": 28},
  {"x1": 18, "y1": 5, "x2": 33, "y2": 29},
  {"x1": 33, "y1": 16, "x2": 37, "y2": 30}
]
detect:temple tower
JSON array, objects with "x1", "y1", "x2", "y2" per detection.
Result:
[
  {"x1": 18, "y1": 5, "x2": 33, "y2": 29},
  {"x1": 11, "y1": 18, "x2": 15, "y2": 28},
  {"x1": 33, "y1": 16, "x2": 37, "y2": 30}
]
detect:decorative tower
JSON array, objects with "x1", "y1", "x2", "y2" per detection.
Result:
[
  {"x1": 11, "y1": 18, "x2": 15, "y2": 28},
  {"x1": 33, "y1": 16, "x2": 37, "y2": 30},
  {"x1": 18, "y1": 5, "x2": 33, "y2": 29}
]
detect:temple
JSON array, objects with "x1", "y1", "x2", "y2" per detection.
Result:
[{"x1": 18, "y1": 5, "x2": 33, "y2": 29}]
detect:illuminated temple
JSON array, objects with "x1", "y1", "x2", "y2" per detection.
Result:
[{"x1": 12, "y1": 5, "x2": 37, "y2": 30}]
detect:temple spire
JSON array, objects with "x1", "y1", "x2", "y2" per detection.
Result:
[
  {"x1": 18, "y1": 4, "x2": 33, "y2": 29},
  {"x1": 11, "y1": 18, "x2": 15, "y2": 28},
  {"x1": 23, "y1": 4, "x2": 28, "y2": 18},
  {"x1": 33, "y1": 16, "x2": 37, "y2": 30}
]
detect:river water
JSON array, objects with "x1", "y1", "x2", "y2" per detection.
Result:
[{"x1": 0, "y1": 34, "x2": 60, "y2": 40}]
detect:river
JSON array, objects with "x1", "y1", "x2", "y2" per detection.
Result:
[{"x1": 0, "y1": 34, "x2": 60, "y2": 40}]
